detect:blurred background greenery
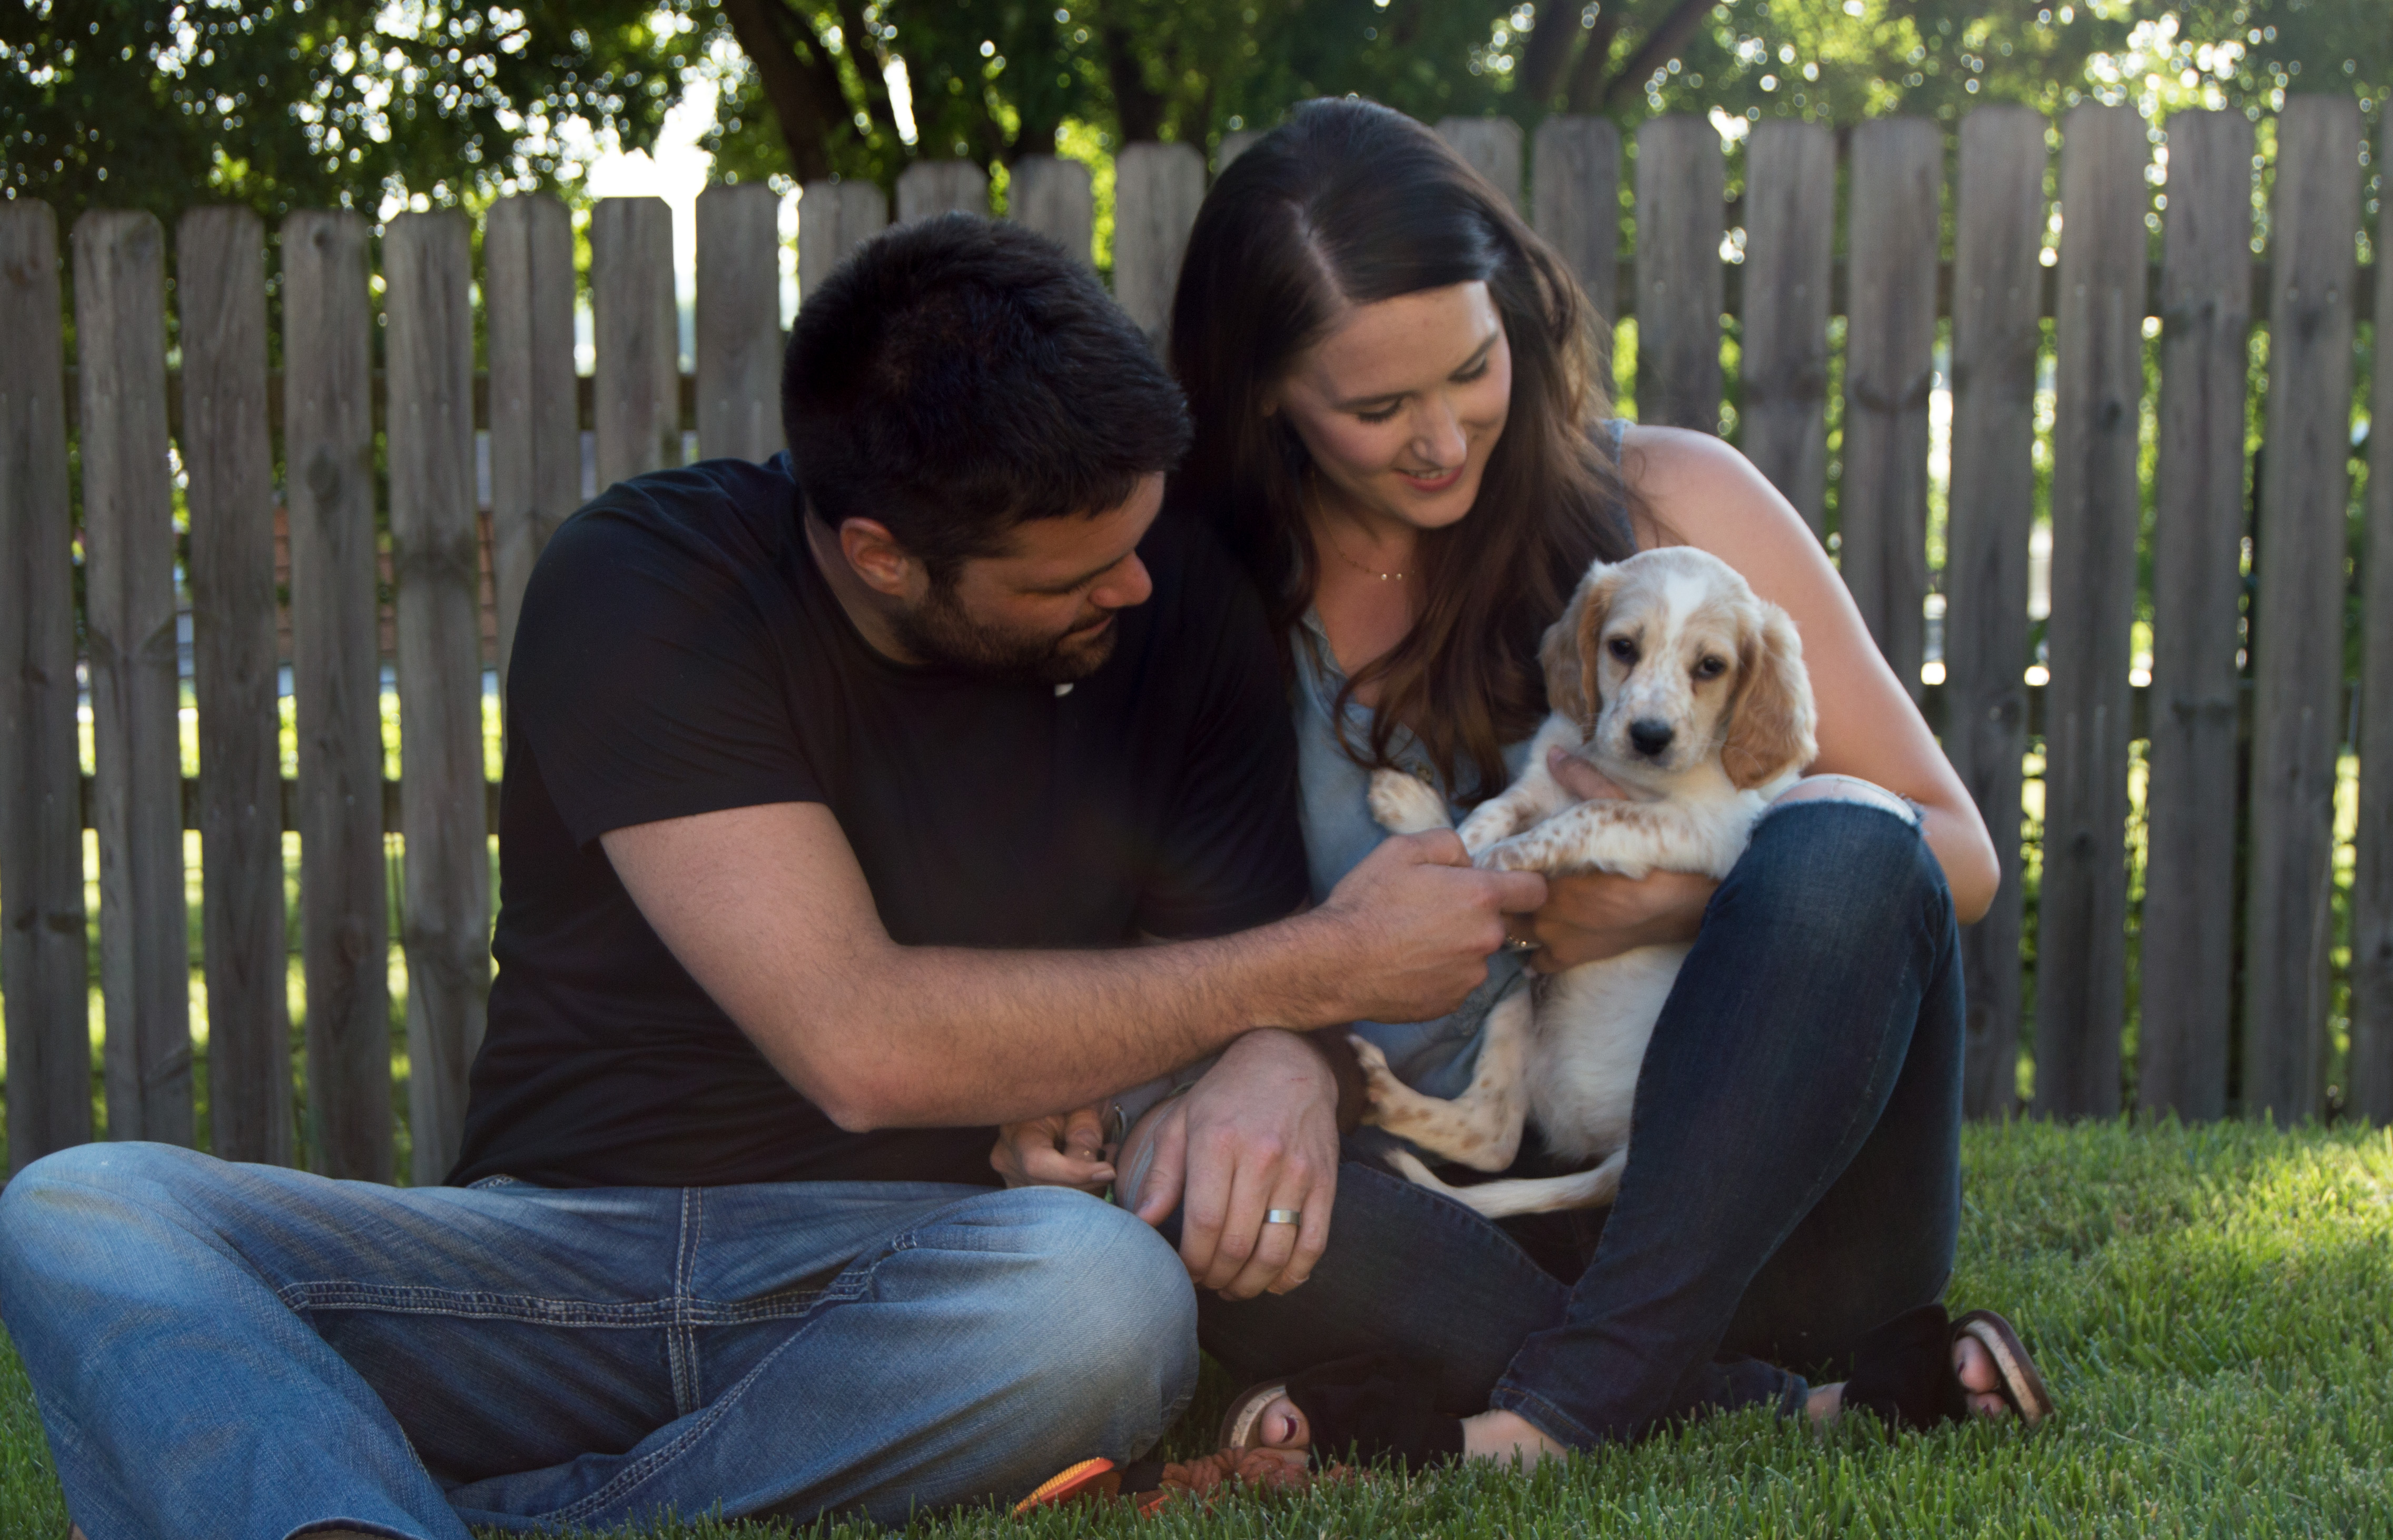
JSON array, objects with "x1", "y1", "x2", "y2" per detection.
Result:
[{"x1": 7, "y1": 1, "x2": 2387, "y2": 224}]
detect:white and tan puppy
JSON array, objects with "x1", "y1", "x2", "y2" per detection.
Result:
[{"x1": 1356, "y1": 545, "x2": 1819, "y2": 1217}]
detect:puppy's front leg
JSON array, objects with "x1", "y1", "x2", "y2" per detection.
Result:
[
  {"x1": 1350, "y1": 989, "x2": 1535, "y2": 1173},
  {"x1": 1477, "y1": 798, "x2": 1707, "y2": 880},
  {"x1": 1367, "y1": 769, "x2": 1452, "y2": 836},
  {"x1": 1451, "y1": 721, "x2": 1584, "y2": 856}
]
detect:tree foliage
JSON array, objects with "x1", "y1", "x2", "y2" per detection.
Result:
[{"x1": 6, "y1": 0, "x2": 2386, "y2": 223}]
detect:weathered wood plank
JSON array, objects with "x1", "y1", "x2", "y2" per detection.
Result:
[
  {"x1": 1436, "y1": 116, "x2": 1524, "y2": 212},
  {"x1": 176, "y1": 207, "x2": 291, "y2": 1165},
  {"x1": 2032, "y1": 104, "x2": 2149, "y2": 1120},
  {"x1": 1631, "y1": 116, "x2": 1724, "y2": 433},
  {"x1": 72, "y1": 211, "x2": 193, "y2": 1148},
  {"x1": 383, "y1": 213, "x2": 490, "y2": 1187},
  {"x1": 1112, "y1": 142, "x2": 1207, "y2": 349},
  {"x1": 695, "y1": 183, "x2": 784, "y2": 464},
  {"x1": 1737, "y1": 119, "x2": 1836, "y2": 535},
  {"x1": 896, "y1": 160, "x2": 990, "y2": 224},
  {"x1": 1838, "y1": 117, "x2": 1943, "y2": 694},
  {"x1": 1531, "y1": 116, "x2": 1621, "y2": 383},
  {"x1": 591, "y1": 197, "x2": 681, "y2": 490},
  {"x1": 1007, "y1": 156, "x2": 1095, "y2": 266},
  {"x1": 2353, "y1": 112, "x2": 2393, "y2": 1126},
  {"x1": 2242, "y1": 95, "x2": 2362, "y2": 1125},
  {"x1": 2137, "y1": 111, "x2": 2253, "y2": 1122},
  {"x1": 484, "y1": 194, "x2": 580, "y2": 692},
  {"x1": 281, "y1": 210, "x2": 392, "y2": 1181},
  {"x1": 1942, "y1": 105, "x2": 2049, "y2": 1118},
  {"x1": 797, "y1": 180, "x2": 888, "y2": 301},
  {"x1": 0, "y1": 202, "x2": 93, "y2": 1171}
]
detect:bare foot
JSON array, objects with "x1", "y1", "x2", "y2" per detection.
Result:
[
  {"x1": 1239, "y1": 1396, "x2": 1570, "y2": 1471},
  {"x1": 1244, "y1": 1393, "x2": 1310, "y2": 1450},
  {"x1": 1806, "y1": 1331, "x2": 2011, "y2": 1425}
]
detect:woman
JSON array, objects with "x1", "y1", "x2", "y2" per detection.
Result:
[{"x1": 1149, "y1": 97, "x2": 2040, "y2": 1467}]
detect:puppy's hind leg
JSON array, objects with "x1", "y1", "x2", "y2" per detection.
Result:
[
  {"x1": 1351, "y1": 990, "x2": 1535, "y2": 1174},
  {"x1": 1386, "y1": 1145, "x2": 1628, "y2": 1220}
]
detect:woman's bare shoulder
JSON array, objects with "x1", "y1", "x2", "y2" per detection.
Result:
[{"x1": 1614, "y1": 423, "x2": 1816, "y2": 563}]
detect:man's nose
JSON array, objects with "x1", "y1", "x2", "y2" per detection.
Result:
[{"x1": 1091, "y1": 552, "x2": 1152, "y2": 611}]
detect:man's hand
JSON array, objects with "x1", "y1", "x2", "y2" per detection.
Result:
[
  {"x1": 1524, "y1": 748, "x2": 1718, "y2": 971},
  {"x1": 990, "y1": 1104, "x2": 1115, "y2": 1194},
  {"x1": 1310, "y1": 832, "x2": 1548, "y2": 1022},
  {"x1": 1123, "y1": 1032, "x2": 1340, "y2": 1300}
]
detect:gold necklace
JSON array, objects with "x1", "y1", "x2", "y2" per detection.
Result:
[{"x1": 1320, "y1": 526, "x2": 1411, "y2": 582}]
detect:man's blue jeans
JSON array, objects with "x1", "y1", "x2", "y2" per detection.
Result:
[
  {"x1": 0, "y1": 1160, "x2": 1196, "y2": 1537},
  {"x1": 1199, "y1": 799, "x2": 1968, "y2": 1445}
]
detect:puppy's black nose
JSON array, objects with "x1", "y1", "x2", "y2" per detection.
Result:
[{"x1": 1629, "y1": 718, "x2": 1675, "y2": 757}]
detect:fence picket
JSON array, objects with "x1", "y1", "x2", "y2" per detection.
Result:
[
  {"x1": 592, "y1": 197, "x2": 681, "y2": 490},
  {"x1": 1838, "y1": 118, "x2": 1943, "y2": 694},
  {"x1": 1943, "y1": 105, "x2": 2049, "y2": 1119},
  {"x1": 2242, "y1": 96, "x2": 2362, "y2": 1124},
  {"x1": 1531, "y1": 116, "x2": 1620, "y2": 383},
  {"x1": 896, "y1": 161, "x2": 991, "y2": 224},
  {"x1": 1631, "y1": 116, "x2": 1723, "y2": 432},
  {"x1": 72, "y1": 211, "x2": 193, "y2": 1148},
  {"x1": 1113, "y1": 143, "x2": 1207, "y2": 349},
  {"x1": 384, "y1": 213, "x2": 490, "y2": 1187},
  {"x1": 2352, "y1": 114, "x2": 2393, "y2": 1126},
  {"x1": 0, "y1": 202, "x2": 92, "y2": 1172},
  {"x1": 1437, "y1": 117, "x2": 1524, "y2": 212},
  {"x1": 1738, "y1": 120, "x2": 1836, "y2": 535},
  {"x1": 1007, "y1": 156, "x2": 1095, "y2": 265},
  {"x1": 2138, "y1": 111, "x2": 2254, "y2": 1121},
  {"x1": 485, "y1": 194, "x2": 580, "y2": 691},
  {"x1": 281, "y1": 210, "x2": 393, "y2": 1181},
  {"x1": 176, "y1": 207, "x2": 292, "y2": 1165},
  {"x1": 695, "y1": 183, "x2": 784, "y2": 463},
  {"x1": 2033, "y1": 104, "x2": 2148, "y2": 1120},
  {"x1": 797, "y1": 180, "x2": 888, "y2": 301}
]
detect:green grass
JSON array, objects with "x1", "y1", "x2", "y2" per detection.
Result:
[{"x1": 4, "y1": 1119, "x2": 2391, "y2": 1537}]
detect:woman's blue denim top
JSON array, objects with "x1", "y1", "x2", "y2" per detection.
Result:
[{"x1": 1292, "y1": 419, "x2": 1631, "y2": 1102}]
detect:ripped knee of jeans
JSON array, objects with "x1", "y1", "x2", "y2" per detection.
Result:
[{"x1": 1762, "y1": 773, "x2": 1922, "y2": 827}]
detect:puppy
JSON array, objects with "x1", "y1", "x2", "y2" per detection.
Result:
[{"x1": 1355, "y1": 546, "x2": 1818, "y2": 1218}]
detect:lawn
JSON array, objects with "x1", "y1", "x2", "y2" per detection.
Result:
[{"x1": 4, "y1": 1118, "x2": 2389, "y2": 1537}]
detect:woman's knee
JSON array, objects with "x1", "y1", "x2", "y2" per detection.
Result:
[{"x1": 1731, "y1": 799, "x2": 1952, "y2": 938}]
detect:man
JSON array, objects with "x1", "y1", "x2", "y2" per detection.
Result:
[{"x1": 0, "y1": 215, "x2": 1540, "y2": 1537}]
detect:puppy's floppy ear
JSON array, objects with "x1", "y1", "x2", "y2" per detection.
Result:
[
  {"x1": 1541, "y1": 563, "x2": 1621, "y2": 737},
  {"x1": 1722, "y1": 599, "x2": 1819, "y2": 789}
]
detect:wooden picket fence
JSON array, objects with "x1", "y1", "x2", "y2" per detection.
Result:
[{"x1": 1, "y1": 98, "x2": 2387, "y2": 1188}]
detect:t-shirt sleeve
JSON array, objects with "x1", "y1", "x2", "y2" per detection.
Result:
[
  {"x1": 1133, "y1": 551, "x2": 1310, "y2": 940},
  {"x1": 510, "y1": 500, "x2": 821, "y2": 847}
]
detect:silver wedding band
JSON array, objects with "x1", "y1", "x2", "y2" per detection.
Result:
[{"x1": 1264, "y1": 1208, "x2": 1302, "y2": 1226}]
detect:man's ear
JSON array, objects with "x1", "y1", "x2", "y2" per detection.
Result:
[
  {"x1": 836, "y1": 518, "x2": 919, "y2": 599},
  {"x1": 1541, "y1": 563, "x2": 1620, "y2": 738},
  {"x1": 1722, "y1": 601, "x2": 1820, "y2": 789}
]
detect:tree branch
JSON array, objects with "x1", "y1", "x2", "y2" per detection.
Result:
[
  {"x1": 717, "y1": 0, "x2": 848, "y2": 181},
  {"x1": 1599, "y1": 0, "x2": 1715, "y2": 112},
  {"x1": 1101, "y1": 24, "x2": 1170, "y2": 142},
  {"x1": 1518, "y1": 3, "x2": 1586, "y2": 108},
  {"x1": 1564, "y1": 3, "x2": 1626, "y2": 113}
]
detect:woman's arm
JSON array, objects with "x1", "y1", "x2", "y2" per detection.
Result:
[{"x1": 1620, "y1": 425, "x2": 1999, "y2": 920}]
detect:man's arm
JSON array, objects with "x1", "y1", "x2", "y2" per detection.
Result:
[{"x1": 601, "y1": 800, "x2": 1545, "y2": 1131}]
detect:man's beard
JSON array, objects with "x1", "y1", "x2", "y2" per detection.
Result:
[{"x1": 890, "y1": 584, "x2": 1120, "y2": 684}]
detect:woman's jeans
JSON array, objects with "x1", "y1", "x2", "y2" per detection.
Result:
[
  {"x1": 0, "y1": 1161, "x2": 1195, "y2": 1539},
  {"x1": 1200, "y1": 799, "x2": 1967, "y2": 1446}
]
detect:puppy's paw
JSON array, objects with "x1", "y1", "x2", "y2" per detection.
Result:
[
  {"x1": 1368, "y1": 770, "x2": 1451, "y2": 836},
  {"x1": 1476, "y1": 834, "x2": 1548, "y2": 873}
]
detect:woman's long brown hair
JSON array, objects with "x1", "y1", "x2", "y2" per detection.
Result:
[{"x1": 1166, "y1": 97, "x2": 1639, "y2": 802}]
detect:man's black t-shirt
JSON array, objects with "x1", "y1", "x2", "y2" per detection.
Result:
[{"x1": 450, "y1": 454, "x2": 1308, "y2": 1190}]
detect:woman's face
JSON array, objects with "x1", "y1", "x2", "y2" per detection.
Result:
[{"x1": 1270, "y1": 281, "x2": 1512, "y2": 535}]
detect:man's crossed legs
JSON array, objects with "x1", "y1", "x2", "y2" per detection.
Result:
[{"x1": 0, "y1": 1145, "x2": 1194, "y2": 1538}]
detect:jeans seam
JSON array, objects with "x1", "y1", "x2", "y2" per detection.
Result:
[
  {"x1": 536, "y1": 1245, "x2": 903, "y2": 1529},
  {"x1": 1486, "y1": 1381, "x2": 1595, "y2": 1448},
  {"x1": 277, "y1": 1283, "x2": 679, "y2": 1325},
  {"x1": 667, "y1": 1189, "x2": 700, "y2": 1416}
]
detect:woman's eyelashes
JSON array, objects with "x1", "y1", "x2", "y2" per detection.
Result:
[{"x1": 1351, "y1": 362, "x2": 1493, "y2": 425}]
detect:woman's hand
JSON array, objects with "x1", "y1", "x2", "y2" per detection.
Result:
[
  {"x1": 990, "y1": 1104, "x2": 1115, "y2": 1194},
  {"x1": 1519, "y1": 748, "x2": 1718, "y2": 972}
]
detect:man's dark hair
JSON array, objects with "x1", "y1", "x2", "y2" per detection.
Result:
[{"x1": 782, "y1": 213, "x2": 1192, "y2": 582}]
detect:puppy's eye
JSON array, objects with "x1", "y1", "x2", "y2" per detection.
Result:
[
  {"x1": 1606, "y1": 636, "x2": 1638, "y2": 664},
  {"x1": 1693, "y1": 655, "x2": 1727, "y2": 681}
]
